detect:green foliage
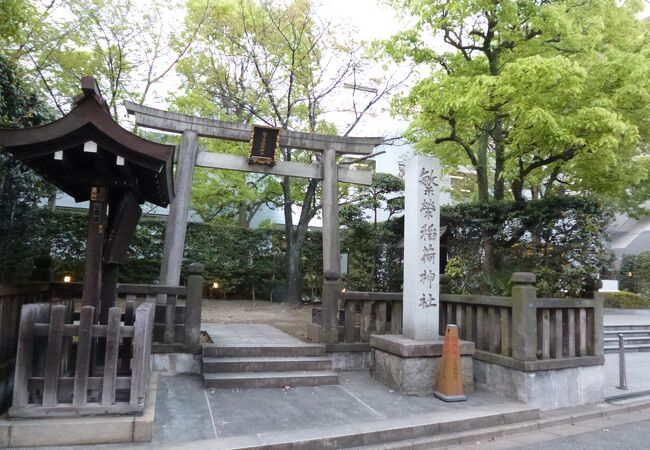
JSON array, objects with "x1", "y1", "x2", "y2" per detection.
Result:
[
  {"x1": 0, "y1": 55, "x2": 53, "y2": 281},
  {"x1": 442, "y1": 197, "x2": 614, "y2": 297},
  {"x1": 41, "y1": 209, "x2": 328, "y2": 299},
  {"x1": 381, "y1": 0, "x2": 650, "y2": 208},
  {"x1": 603, "y1": 291, "x2": 650, "y2": 309},
  {"x1": 619, "y1": 252, "x2": 650, "y2": 300},
  {"x1": 340, "y1": 173, "x2": 405, "y2": 291}
]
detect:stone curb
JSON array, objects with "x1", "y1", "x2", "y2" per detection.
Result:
[{"x1": 351, "y1": 398, "x2": 650, "y2": 449}]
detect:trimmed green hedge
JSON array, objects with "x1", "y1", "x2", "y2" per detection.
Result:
[{"x1": 603, "y1": 291, "x2": 650, "y2": 309}]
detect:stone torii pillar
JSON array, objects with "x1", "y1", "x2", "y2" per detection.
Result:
[
  {"x1": 159, "y1": 131, "x2": 199, "y2": 286},
  {"x1": 320, "y1": 147, "x2": 341, "y2": 343}
]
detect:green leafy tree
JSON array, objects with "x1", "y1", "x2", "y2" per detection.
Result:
[
  {"x1": 382, "y1": 0, "x2": 650, "y2": 208},
  {"x1": 0, "y1": 55, "x2": 53, "y2": 281},
  {"x1": 2, "y1": 0, "x2": 206, "y2": 117},
  {"x1": 174, "y1": 0, "x2": 404, "y2": 302}
]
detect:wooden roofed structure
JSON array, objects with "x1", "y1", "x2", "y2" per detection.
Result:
[{"x1": 0, "y1": 76, "x2": 176, "y2": 322}]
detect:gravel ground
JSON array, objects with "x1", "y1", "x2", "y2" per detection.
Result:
[{"x1": 200, "y1": 299, "x2": 314, "y2": 341}]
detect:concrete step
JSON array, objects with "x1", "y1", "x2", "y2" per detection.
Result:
[
  {"x1": 203, "y1": 370, "x2": 339, "y2": 388},
  {"x1": 202, "y1": 343, "x2": 326, "y2": 358},
  {"x1": 203, "y1": 356, "x2": 332, "y2": 373},
  {"x1": 604, "y1": 344, "x2": 650, "y2": 353}
]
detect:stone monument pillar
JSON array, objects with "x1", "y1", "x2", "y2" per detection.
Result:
[
  {"x1": 370, "y1": 155, "x2": 475, "y2": 396},
  {"x1": 402, "y1": 155, "x2": 440, "y2": 340}
]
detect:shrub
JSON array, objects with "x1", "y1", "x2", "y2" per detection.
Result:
[
  {"x1": 603, "y1": 291, "x2": 650, "y2": 309},
  {"x1": 619, "y1": 252, "x2": 650, "y2": 300}
]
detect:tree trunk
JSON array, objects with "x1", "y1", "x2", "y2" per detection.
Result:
[
  {"x1": 493, "y1": 116, "x2": 506, "y2": 201},
  {"x1": 282, "y1": 176, "x2": 318, "y2": 304},
  {"x1": 477, "y1": 124, "x2": 491, "y2": 202}
]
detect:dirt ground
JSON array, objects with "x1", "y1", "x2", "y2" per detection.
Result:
[{"x1": 201, "y1": 299, "x2": 314, "y2": 341}]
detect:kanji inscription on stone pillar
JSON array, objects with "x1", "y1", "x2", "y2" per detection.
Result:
[{"x1": 402, "y1": 155, "x2": 440, "y2": 340}]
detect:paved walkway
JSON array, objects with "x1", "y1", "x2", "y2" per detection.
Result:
[
  {"x1": 153, "y1": 372, "x2": 535, "y2": 446},
  {"x1": 201, "y1": 323, "x2": 308, "y2": 345}
]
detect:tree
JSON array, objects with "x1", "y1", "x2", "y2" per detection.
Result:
[
  {"x1": 174, "y1": 0, "x2": 405, "y2": 302},
  {"x1": 2, "y1": 0, "x2": 205, "y2": 117},
  {"x1": 0, "y1": 55, "x2": 53, "y2": 281},
  {"x1": 341, "y1": 173, "x2": 403, "y2": 289},
  {"x1": 382, "y1": 0, "x2": 650, "y2": 208}
]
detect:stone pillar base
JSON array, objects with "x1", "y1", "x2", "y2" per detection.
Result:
[
  {"x1": 370, "y1": 334, "x2": 475, "y2": 396},
  {"x1": 474, "y1": 359, "x2": 604, "y2": 410}
]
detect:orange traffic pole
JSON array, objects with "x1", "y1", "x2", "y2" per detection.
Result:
[{"x1": 434, "y1": 324, "x2": 466, "y2": 402}]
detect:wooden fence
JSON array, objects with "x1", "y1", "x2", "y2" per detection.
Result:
[
  {"x1": 49, "y1": 262, "x2": 205, "y2": 353},
  {"x1": 10, "y1": 301, "x2": 155, "y2": 418},
  {"x1": 0, "y1": 283, "x2": 52, "y2": 413},
  {"x1": 440, "y1": 272, "x2": 604, "y2": 371}
]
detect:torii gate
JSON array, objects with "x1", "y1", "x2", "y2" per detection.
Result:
[{"x1": 124, "y1": 101, "x2": 383, "y2": 343}]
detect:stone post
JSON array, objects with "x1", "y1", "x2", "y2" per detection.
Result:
[
  {"x1": 184, "y1": 262, "x2": 204, "y2": 345},
  {"x1": 321, "y1": 147, "x2": 341, "y2": 343},
  {"x1": 402, "y1": 156, "x2": 441, "y2": 341},
  {"x1": 159, "y1": 130, "x2": 199, "y2": 286},
  {"x1": 511, "y1": 272, "x2": 537, "y2": 362},
  {"x1": 592, "y1": 286, "x2": 604, "y2": 358}
]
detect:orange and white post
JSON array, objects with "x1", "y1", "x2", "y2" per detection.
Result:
[{"x1": 434, "y1": 324, "x2": 466, "y2": 402}]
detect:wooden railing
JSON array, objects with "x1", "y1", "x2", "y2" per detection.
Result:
[
  {"x1": 340, "y1": 292, "x2": 403, "y2": 343},
  {"x1": 49, "y1": 262, "x2": 205, "y2": 353},
  {"x1": 440, "y1": 272, "x2": 604, "y2": 371},
  {"x1": 10, "y1": 301, "x2": 155, "y2": 418}
]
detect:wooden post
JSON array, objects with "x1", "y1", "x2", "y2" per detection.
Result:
[
  {"x1": 43, "y1": 305, "x2": 66, "y2": 407},
  {"x1": 99, "y1": 264, "x2": 119, "y2": 324},
  {"x1": 185, "y1": 262, "x2": 204, "y2": 345},
  {"x1": 159, "y1": 130, "x2": 199, "y2": 286},
  {"x1": 82, "y1": 186, "x2": 108, "y2": 314},
  {"x1": 73, "y1": 306, "x2": 94, "y2": 406},
  {"x1": 102, "y1": 307, "x2": 121, "y2": 405},
  {"x1": 321, "y1": 147, "x2": 341, "y2": 344},
  {"x1": 13, "y1": 304, "x2": 39, "y2": 407}
]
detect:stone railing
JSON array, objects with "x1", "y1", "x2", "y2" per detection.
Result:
[
  {"x1": 340, "y1": 291, "x2": 403, "y2": 343},
  {"x1": 440, "y1": 272, "x2": 604, "y2": 371}
]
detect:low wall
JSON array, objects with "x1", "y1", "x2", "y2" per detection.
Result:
[{"x1": 474, "y1": 359, "x2": 604, "y2": 410}]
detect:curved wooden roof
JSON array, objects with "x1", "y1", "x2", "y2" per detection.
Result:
[{"x1": 0, "y1": 77, "x2": 175, "y2": 206}]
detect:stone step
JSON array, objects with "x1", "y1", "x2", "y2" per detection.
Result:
[
  {"x1": 202, "y1": 343, "x2": 326, "y2": 358},
  {"x1": 604, "y1": 325, "x2": 650, "y2": 331},
  {"x1": 208, "y1": 404, "x2": 540, "y2": 449},
  {"x1": 203, "y1": 370, "x2": 339, "y2": 388},
  {"x1": 604, "y1": 344, "x2": 650, "y2": 353},
  {"x1": 203, "y1": 356, "x2": 332, "y2": 373},
  {"x1": 604, "y1": 336, "x2": 650, "y2": 346},
  {"x1": 604, "y1": 330, "x2": 650, "y2": 337}
]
